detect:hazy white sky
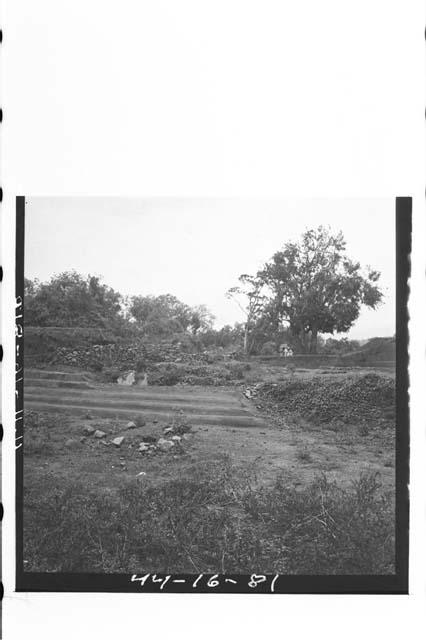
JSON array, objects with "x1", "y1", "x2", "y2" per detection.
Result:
[{"x1": 25, "y1": 197, "x2": 395, "y2": 340}]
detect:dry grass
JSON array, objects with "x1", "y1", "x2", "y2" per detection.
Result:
[{"x1": 24, "y1": 457, "x2": 394, "y2": 575}]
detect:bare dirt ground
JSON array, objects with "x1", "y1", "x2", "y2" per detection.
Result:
[{"x1": 24, "y1": 364, "x2": 395, "y2": 495}]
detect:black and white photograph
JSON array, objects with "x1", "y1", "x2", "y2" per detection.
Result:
[
  {"x1": 16, "y1": 196, "x2": 409, "y2": 592},
  {"x1": 2, "y1": 0, "x2": 425, "y2": 637}
]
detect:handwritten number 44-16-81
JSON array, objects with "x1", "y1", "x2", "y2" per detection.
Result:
[{"x1": 131, "y1": 574, "x2": 279, "y2": 592}]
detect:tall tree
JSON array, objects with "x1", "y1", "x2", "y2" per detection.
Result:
[
  {"x1": 226, "y1": 274, "x2": 267, "y2": 354},
  {"x1": 256, "y1": 226, "x2": 383, "y2": 353}
]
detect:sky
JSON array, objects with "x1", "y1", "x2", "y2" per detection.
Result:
[{"x1": 25, "y1": 197, "x2": 396, "y2": 340}]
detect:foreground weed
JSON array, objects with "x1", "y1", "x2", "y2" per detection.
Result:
[{"x1": 24, "y1": 461, "x2": 394, "y2": 575}]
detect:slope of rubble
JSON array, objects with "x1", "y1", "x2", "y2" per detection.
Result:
[{"x1": 251, "y1": 373, "x2": 395, "y2": 427}]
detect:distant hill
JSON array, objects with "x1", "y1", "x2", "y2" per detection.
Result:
[{"x1": 340, "y1": 336, "x2": 395, "y2": 366}]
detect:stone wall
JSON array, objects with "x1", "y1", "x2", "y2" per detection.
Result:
[{"x1": 50, "y1": 340, "x2": 219, "y2": 371}]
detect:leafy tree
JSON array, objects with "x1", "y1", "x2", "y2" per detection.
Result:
[
  {"x1": 24, "y1": 271, "x2": 126, "y2": 331},
  {"x1": 322, "y1": 337, "x2": 361, "y2": 355},
  {"x1": 189, "y1": 304, "x2": 216, "y2": 335},
  {"x1": 256, "y1": 226, "x2": 383, "y2": 353},
  {"x1": 226, "y1": 275, "x2": 267, "y2": 354},
  {"x1": 129, "y1": 294, "x2": 194, "y2": 336},
  {"x1": 200, "y1": 323, "x2": 244, "y2": 350}
]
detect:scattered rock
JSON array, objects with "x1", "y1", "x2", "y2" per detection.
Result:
[
  {"x1": 134, "y1": 417, "x2": 146, "y2": 428},
  {"x1": 117, "y1": 370, "x2": 136, "y2": 386},
  {"x1": 136, "y1": 471, "x2": 146, "y2": 477},
  {"x1": 135, "y1": 372, "x2": 148, "y2": 387},
  {"x1": 83, "y1": 425, "x2": 96, "y2": 436},
  {"x1": 163, "y1": 427, "x2": 174, "y2": 435},
  {"x1": 152, "y1": 420, "x2": 158, "y2": 424},
  {"x1": 65, "y1": 438, "x2": 78, "y2": 448},
  {"x1": 182, "y1": 432, "x2": 192, "y2": 440},
  {"x1": 85, "y1": 412, "x2": 93, "y2": 420},
  {"x1": 94, "y1": 430, "x2": 107, "y2": 439},
  {"x1": 157, "y1": 438, "x2": 174, "y2": 451},
  {"x1": 140, "y1": 435, "x2": 157, "y2": 443},
  {"x1": 138, "y1": 443, "x2": 150, "y2": 453},
  {"x1": 112, "y1": 436, "x2": 125, "y2": 447},
  {"x1": 171, "y1": 435, "x2": 182, "y2": 442},
  {"x1": 80, "y1": 436, "x2": 86, "y2": 443},
  {"x1": 125, "y1": 421, "x2": 136, "y2": 430}
]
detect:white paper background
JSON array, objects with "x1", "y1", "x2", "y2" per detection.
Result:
[{"x1": 1, "y1": 1, "x2": 425, "y2": 638}]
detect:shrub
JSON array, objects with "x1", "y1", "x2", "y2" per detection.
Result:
[
  {"x1": 225, "y1": 361, "x2": 246, "y2": 379},
  {"x1": 260, "y1": 341, "x2": 277, "y2": 355},
  {"x1": 102, "y1": 366, "x2": 121, "y2": 382},
  {"x1": 135, "y1": 359, "x2": 147, "y2": 373}
]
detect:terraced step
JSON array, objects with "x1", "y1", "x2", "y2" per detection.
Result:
[
  {"x1": 26, "y1": 378, "x2": 94, "y2": 389},
  {"x1": 24, "y1": 384, "x2": 241, "y2": 406},
  {"x1": 26, "y1": 399, "x2": 263, "y2": 428},
  {"x1": 25, "y1": 390, "x2": 249, "y2": 417},
  {"x1": 26, "y1": 369, "x2": 92, "y2": 381},
  {"x1": 24, "y1": 369, "x2": 264, "y2": 429}
]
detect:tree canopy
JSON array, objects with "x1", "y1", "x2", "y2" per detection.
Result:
[
  {"x1": 24, "y1": 271, "x2": 126, "y2": 331},
  {"x1": 128, "y1": 294, "x2": 192, "y2": 336},
  {"x1": 189, "y1": 305, "x2": 216, "y2": 335},
  {"x1": 24, "y1": 226, "x2": 384, "y2": 355},
  {"x1": 24, "y1": 273, "x2": 218, "y2": 342},
  {"x1": 229, "y1": 226, "x2": 383, "y2": 353}
]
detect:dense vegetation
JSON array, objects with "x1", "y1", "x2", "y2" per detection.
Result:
[
  {"x1": 24, "y1": 226, "x2": 383, "y2": 355},
  {"x1": 24, "y1": 459, "x2": 394, "y2": 574}
]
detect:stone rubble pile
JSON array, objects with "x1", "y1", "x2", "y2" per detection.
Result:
[
  {"x1": 80, "y1": 418, "x2": 193, "y2": 455},
  {"x1": 252, "y1": 373, "x2": 395, "y2": 426},
  {"x1": 53, "y1": 340, "x2": 220, "y2": 371}
]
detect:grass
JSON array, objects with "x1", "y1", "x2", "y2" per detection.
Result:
[
  {"x1": 24, "y1": 458, "x2": 394, "y2": 574},
  {"x1": 358, "y1": 423, "x2": 370, "y2": 437},
  {"x1": 24, "y1": 411, "x2": 56, "y2": 456},
  {"x1": 296, "y1": 448, "x2": 313, "y2": 463}
]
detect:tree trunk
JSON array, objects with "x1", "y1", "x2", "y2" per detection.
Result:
[
  {"x1": 309, "y1": 327, "x2": 318, "y2": 353},
  {"x1": 244, "y1": 323, "x2": 249, "y2": 355}
]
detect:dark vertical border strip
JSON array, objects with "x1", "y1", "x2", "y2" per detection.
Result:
[
  {"x1": 15, "y1": 196, "x2": 25, "y2": 589},
  {"x1": 395, "y1": 196, "x2": 411, "y2": 593}
]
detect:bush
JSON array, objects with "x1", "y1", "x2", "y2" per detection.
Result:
[
  {"x1": 260, "y1": 341, "x2": 277, "y2": 355},
  {"x1": 24, "y1": 463, "x2": 394, "y2": 574},
  {"x1": 102, "y1": 366, "x2": 121, "y2": 382},
  {"x1": 147, "y1": 363, "x2": 182, "y2": 386},
  {"x1": 225, "y1": 361, "x2": 246, "y2": 379},
  {"x1": 135, "y1": 358, "x2": 147, "y2": 373}
]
